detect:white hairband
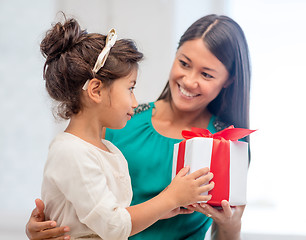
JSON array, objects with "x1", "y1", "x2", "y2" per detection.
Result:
[{"x1": 82, "y1": 28, "x2": 117, "y2": 90}]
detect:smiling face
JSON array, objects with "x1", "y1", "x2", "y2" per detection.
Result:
[
  {"x1": 169, "y1": 38, "x2": 229, "y2": 114},
  {"x1": 101, "y1": 68, "x2": 138, "y2": 129}
]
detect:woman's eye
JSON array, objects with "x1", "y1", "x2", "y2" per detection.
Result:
[
  {"x1": 179, "y1": 60, "x2": 189, "y2": 67},
  {"x1": 202, "y1": 72, "x2": 213, "y2": 79}
]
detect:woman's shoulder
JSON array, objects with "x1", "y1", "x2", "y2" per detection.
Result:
[
  {"x1": 133, "y1": 102, "x2": 152, "y2": 115},
  {"x1": 212, "y1": 117, "x2": 232, "y2": 132}
]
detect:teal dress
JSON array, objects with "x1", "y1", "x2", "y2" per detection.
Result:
[{"x1": 105, "y1": 102, "x2": 227, "y2": 240}]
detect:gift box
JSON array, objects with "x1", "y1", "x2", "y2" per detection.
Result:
[{"x1": 172, "y1": 126, "x2": 255, "y2": 207}]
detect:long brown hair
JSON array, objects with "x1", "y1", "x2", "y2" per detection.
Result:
[
  {"x1": 41, "y1": 17, "x2": 143, "y2": 119},
  {"x1": 158, "y1": 14, "x2": 251, "y2": 137}
]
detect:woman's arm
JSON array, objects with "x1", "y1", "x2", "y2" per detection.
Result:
[
  {"x1": 187, "y1": 200, "x2": 245, "y2": 240},
  {"x1": 26, "y1": 199, "x2": 70, "y2": 240}
]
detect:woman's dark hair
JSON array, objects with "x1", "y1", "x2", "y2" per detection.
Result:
[
  {"x1": 41, "y1": 17, "x2": 143, "y2": 119},
  {"x1": 158, "y1": 14, "x2": 251, "y2": 138}
]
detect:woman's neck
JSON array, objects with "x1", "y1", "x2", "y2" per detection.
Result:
[{"x1": 151, "y1": 100, "x2": 212, "y2": 139}]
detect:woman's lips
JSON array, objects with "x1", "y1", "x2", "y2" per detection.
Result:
[{"x1": 178, "y1": 84, "x2": 199, "y2": 98}]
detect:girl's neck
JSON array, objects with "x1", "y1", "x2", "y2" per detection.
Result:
[{"x1": 65, "y1": 113, "x2": 109, "y2": 152}]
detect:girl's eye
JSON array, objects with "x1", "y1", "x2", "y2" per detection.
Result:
[
  {"x1": 202, "y1": 72, "x2": 214, "y2": 79},
  {"x1": 179, "y1": 59, "x2": 189, "y2": 68},
  {"x1": 129, "y1": 86, "x2": 135, "y2": 93}
]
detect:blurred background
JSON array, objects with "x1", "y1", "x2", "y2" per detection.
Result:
[{"x1": 1, "y1": 0, "x2": 306, "y2": 239}]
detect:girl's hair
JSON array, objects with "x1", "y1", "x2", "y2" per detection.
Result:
[
  {"x1": 41, "y1": 17, "x2": 143, "y2": 119},
  {"x1": 158, "y1": 14, "x2": 251, "y2": 134}
]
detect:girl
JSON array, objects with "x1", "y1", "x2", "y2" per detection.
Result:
[
  {"x1": 38, "y1": 17, "x2": 214, "y2": 240},
  {"x1": 27, "y1": 14, "x2": 251, "y2": 240}
]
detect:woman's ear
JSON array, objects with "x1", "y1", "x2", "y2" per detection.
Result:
[
  {"x1": 223, "y1": 77, "x2": 234, "y2": 88},
  {"x1": 86, "y1": 78, "x2": 104, "y2": 103}
]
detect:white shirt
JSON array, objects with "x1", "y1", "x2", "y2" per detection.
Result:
[{"x1": 42, "y1": 132, "x2": 133, "y2": 240}]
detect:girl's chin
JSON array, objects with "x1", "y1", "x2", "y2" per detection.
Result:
[{"x1": 107, "y1": 122, "x2": 127, "y2": 130}]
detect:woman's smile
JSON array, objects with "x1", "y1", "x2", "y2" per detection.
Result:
[{"x1": 178, "y1": 84, "x2": 200, "y2": 98}]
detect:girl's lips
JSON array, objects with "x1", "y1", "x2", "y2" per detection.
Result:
[
  {"x1": 178, "y1": 84, "x2": 199, "y2": 98},
  {"x1": 127, "y1": 113, "x2": 134, "y2": 120}
]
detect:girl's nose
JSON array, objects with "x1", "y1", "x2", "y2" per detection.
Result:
[{"x1": 132, "y1": 93, "x2": 138, "y2": 109}]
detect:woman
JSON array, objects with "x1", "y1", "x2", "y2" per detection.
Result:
[{"x1": 26, "y1": 14, "x2": 251, "y2": 240}]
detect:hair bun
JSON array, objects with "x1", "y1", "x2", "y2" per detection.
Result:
[{"x1": 41, "y1": 18, "x2": 84, "y2": 61}]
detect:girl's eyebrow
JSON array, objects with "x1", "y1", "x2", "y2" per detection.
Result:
[{"x1": 182, "y1": 54, "x2": 217, "y2": 72}]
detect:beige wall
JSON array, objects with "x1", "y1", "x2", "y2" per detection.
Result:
[{"x1": 54, "y1": 0, "x2": 225, "y2": 103}]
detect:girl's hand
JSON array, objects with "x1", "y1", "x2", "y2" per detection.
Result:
[
  {"x1": 26, "y1": 199, "x2": 70, "y2": 240},
  {"x1": 187, "y1": 200, "x2": 244, "y2": 240},
  {"x1": 167, "y1": 166, "x2": 215, "y2": 207}
]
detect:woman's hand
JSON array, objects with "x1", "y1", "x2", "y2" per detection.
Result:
[
  {"x1": 26, "y1": 199, "x2": 70, "y2": 240},
  {"x1": 160, "y1": 207, "x2": 194, "y2": 220},
  {"x1": 187, "y1": 200, "x2": 245, "y2": 240}
]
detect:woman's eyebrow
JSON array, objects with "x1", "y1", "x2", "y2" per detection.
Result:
[
  {"x1": 182, "y1": 54, "x2": 191, "y2": 62},
  {"x1": 202, "y1": 66, "x2": 217, "y2": 72},
  {"x1": 182, "y1": 54, "x2": 216, "y2": 72}
]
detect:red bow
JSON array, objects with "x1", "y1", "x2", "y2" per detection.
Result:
[{"x1": 182, "y1": 125, "x2": 256, "y2": 141}]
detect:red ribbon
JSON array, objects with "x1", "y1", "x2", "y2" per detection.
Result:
[{"x1": 176, "y1": 126, "x2": 255, "y2": 206}]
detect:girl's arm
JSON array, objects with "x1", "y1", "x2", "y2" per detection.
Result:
[
  {"x1": 127, "y1": 166, "x2": 214, "y2": 236},
  {"x1": 187, "y1": 200, "x2": 245, "y2": 240},
  {"x1": 25, "y1": 167, "x2": 213, "y2": 239},
  {"x1": 26, "y1": 199, "x2": 70, "y2": 240}
]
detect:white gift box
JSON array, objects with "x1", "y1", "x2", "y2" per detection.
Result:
[{"x1": 172, "y1": 132, "x2": 250, "y2": 206}]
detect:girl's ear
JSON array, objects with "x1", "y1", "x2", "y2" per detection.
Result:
[
  {"x1": 86, "y1": 78, "x2": 104, "y2": 103},
  {"x1": 223, "y1": 77, "x2": 234, "y2": 88}
]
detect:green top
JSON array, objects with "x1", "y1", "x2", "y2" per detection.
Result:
[{"x1": 105, "y1": 102, "x2": 221, "y2": 240}]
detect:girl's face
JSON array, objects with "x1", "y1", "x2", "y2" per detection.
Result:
[
  {"x1": 101, "y1": 68, "x2": 138, "y2": 129},
  {"x1": 169, "y1": 38, "x2": 229, "y2": 114}
]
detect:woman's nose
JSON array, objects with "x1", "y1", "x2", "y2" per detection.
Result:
[{"x1": 182, "y1": 72, "x2": 199, "y2": 88}]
